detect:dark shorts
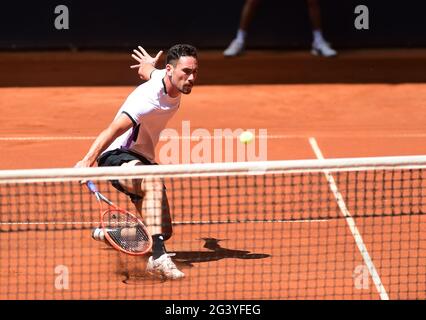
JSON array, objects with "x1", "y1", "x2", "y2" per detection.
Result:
[
  {"x1": 98, "y1": 148, "x2": 173, "y2": 239},
  {"x1": 97, "y1": 148, "x2": 156, "y2": 203}
]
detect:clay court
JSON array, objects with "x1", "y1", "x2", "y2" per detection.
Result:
[{"x1": 0, "y1": 50, "x2": 425, "y2": 299}]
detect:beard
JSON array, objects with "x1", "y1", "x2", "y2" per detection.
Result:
[{"x1": 180, "y1": 84, "x2": 193, "y2": 94}]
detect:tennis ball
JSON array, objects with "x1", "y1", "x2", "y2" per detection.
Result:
[{"x1": 239, "y1": 131, "x2": 254, "y2": 144}]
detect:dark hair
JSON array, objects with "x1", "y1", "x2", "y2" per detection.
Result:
[{"x1": 166, "y1": 44, "x2": 198, "y2": 66}]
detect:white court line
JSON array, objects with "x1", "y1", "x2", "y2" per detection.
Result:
[
  {"x1": 0, "y1": 221, "x2": 97, "y2": 226},
  {"x1": 2, "y1": 132, "x2": 426, "y2": 142},
  {"x1": 0, "y1": 218, "x2": 329, "y2": 227},
  {"x1": 308, "y1": 137, "x2": 389, "y2": 300},
  {"x1": 0, "y1": 136, "x2": 96, "y2": 141}
]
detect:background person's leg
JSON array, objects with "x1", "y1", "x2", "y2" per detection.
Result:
[
  {"x1": 240, "y1": 0, "x2": 261, "y2": 31},
  {"x1": 306, "y1": 0, "x2": 322, "y2": 30},
  {"x1": 224, "y1": 0, "x2": 262, "y2": 57},
  {"x1": 306, "y1": 0, "x2": 337, "y2": 57}
]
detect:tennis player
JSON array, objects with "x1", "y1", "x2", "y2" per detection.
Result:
[{"x1": 75, "y1": 44, "x2": 198, "y2": 280}]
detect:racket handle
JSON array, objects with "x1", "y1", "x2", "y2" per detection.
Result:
[
  {"x1": 86, "y1": 180, "x2": 99, "y2": 193},
  {"x1": 85, "y1": 180, "x2": 114, "y2": 206}
]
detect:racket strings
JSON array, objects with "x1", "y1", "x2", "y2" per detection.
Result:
[{"x1": 103, "y1": 209, "x2": 152, "y2": 253}]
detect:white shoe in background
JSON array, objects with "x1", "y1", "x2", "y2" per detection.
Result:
[
  {"x1": 311, "y1": 40, "x2": 337, "y2": 57},
  {"x1": 223, "y1": 39, "x2": 245, "y2": 57}
]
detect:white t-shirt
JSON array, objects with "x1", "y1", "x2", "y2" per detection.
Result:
[{"x1": 104, "y1": 69, "x2": 180, "y2": 162}]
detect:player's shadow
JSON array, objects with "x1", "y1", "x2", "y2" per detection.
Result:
[
  {"x1": 116, "y1": 237, "x2": 270, "y2": 284},
  {"x1": 172, "y1": 238, "x2": 270, "y2": 267}
]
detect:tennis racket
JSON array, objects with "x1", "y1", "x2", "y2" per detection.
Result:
[{"x1": 85, "y1": 180, "x2": 152, "y2": 256}]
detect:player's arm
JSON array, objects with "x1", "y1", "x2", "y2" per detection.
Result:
[
  {"x1": 75, "y1": 113, "x2": 134, "y2": 168},
  {"x1": 130, "y1": 46, "x2": 163, "y2": 81}
]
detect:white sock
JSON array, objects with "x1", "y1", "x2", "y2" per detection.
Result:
[
  {"x1": 312, "y1": 29, "x2": 325, "y2": 44},
  {"x1": 236, "y1": 29, "x2": 247, "y2": 43}
]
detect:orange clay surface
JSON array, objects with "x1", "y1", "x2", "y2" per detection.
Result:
[{"x1": 0, "y1": 50, "x2": 425, "y2": 299}]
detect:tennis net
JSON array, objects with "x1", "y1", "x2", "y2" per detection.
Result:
[{"x1": 0, "y1": 155, "x2": 425, "y2": 299}]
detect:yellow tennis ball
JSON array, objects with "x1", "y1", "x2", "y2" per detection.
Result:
[{"x1": 239, "y1": 131, "x2": 254, "y2": 144}]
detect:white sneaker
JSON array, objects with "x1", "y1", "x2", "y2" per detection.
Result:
[
  {"x1": 311, "y1": 40, "x2": 337, "y2": 57},
  {"x1": 146, "y1": 253, "x2": 185, "y2": 280},
  {"x1": 223, "y1": 39, "x2": 245, "y2": 57}
]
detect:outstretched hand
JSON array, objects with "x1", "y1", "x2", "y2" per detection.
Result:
[{"x1": 130, "y1": 46, "x2": 163, "y2": 69}]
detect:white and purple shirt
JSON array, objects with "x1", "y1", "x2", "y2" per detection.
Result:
[{"x1": 103, "y1": 69, "x2": 180, "y2": 162}]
